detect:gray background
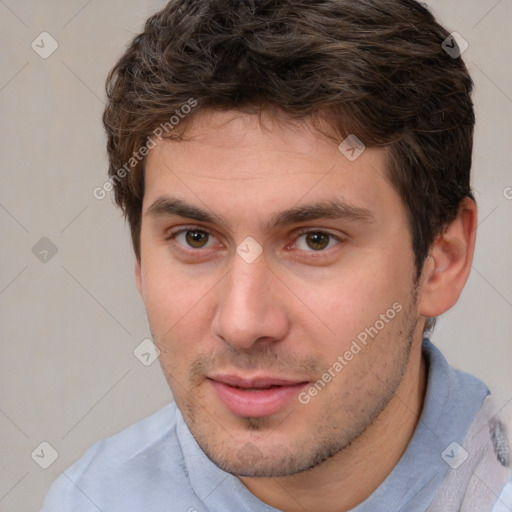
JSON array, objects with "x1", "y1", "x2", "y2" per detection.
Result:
[{"x1": 0, "y1": 1, "x2": 511, "y2": 510}]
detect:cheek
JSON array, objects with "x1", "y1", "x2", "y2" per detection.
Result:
[
  {"x1": 141, "y1": 263, "x2": 217, "y2": 363},
  {"x1": 142, "y1": 268, "x2": 188, "y2": 341},
  {"x1": 298, "y1": 257, "x2": 412, "y2": 353}
]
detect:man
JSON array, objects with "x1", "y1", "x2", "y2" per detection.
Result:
[{"x1": 42, "y1": 0, "x2": 512, "y2": 510}]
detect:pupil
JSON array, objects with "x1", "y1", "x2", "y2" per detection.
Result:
[
  {"x1": 307, "y1": 232, "x2": 329, "y2": 250},
  {"x1": 186, "y1": 230, "x2": 208, "y2": 248}
]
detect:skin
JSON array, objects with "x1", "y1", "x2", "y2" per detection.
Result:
[{"x1": 135, "y1": 109, "x2": 477, "y2": 512}]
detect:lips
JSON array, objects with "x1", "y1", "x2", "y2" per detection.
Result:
[{"x1": 208, "y1": 374, "x2": 309, "y2": 418}]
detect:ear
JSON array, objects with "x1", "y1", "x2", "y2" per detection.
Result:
[
  {"x1": 135, "y1": 259, "x2": 143, "y2": 297},
  {"x1": 418, "y1": 197, "x2": 477, "y2": 318}
]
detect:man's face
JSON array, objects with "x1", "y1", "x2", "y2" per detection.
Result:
[{"x1": 137, "y1": 109, "x2": 421, "y2": 477}]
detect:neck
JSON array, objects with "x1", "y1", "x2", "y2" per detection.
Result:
[{"x1": 240, "y1": 338, "x2": 427, "y2": 512}]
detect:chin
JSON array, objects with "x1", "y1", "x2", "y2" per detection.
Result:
[{"x1": 196, "y1": 430, "x2": 352, "y2": 478}]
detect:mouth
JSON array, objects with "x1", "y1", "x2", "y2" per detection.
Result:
[{"x1": 207, "y1": 374, "x2": 309, "y2": 418}]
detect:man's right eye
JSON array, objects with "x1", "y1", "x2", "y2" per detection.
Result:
[{"x1": 166, "y1": 228, "x2": 218, "y2": 250}]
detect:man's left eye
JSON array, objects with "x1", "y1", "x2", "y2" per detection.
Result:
[{"x1": 295, "y1": 231, "x2": 339, "y2": 251}]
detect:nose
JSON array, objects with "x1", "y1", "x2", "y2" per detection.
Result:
[{"x1": 211, "y1": 254, "x2": 290, "y2": 351}]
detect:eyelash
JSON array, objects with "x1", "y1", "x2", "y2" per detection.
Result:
[{"x1": 164, "y1": 225, "x2": 343, "y2": 258}]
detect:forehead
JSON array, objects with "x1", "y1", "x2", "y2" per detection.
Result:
[{"x1": 142, "y1": 109, "x2": 404, "y2": 229}]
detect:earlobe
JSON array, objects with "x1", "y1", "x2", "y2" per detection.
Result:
[{"x1": 418, "y1": 198, "x2": 477, "y2": 318}]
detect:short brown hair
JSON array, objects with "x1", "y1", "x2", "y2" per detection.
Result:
[{"x1": 103, "y1": 0, "x2": 475, "y2": 279}]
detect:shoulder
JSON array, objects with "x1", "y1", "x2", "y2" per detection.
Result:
[
  {"x1": 67, "y1": 402, "x2": 178, "y2": 475},
  {"x1": 41, "y1": 403, "x2": 196, "y2": 511}
]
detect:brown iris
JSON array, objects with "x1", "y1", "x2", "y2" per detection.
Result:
[
  {"x1": 305, "y1": 232, "x2": 330, "y2": 250},
  {"x1": 185, "y1": 230, "x2": 209, "y2": 248}
]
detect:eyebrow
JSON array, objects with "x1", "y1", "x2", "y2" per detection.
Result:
[{"x1": 145, "y1": 196, "x2": 375, "y2": 230}]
